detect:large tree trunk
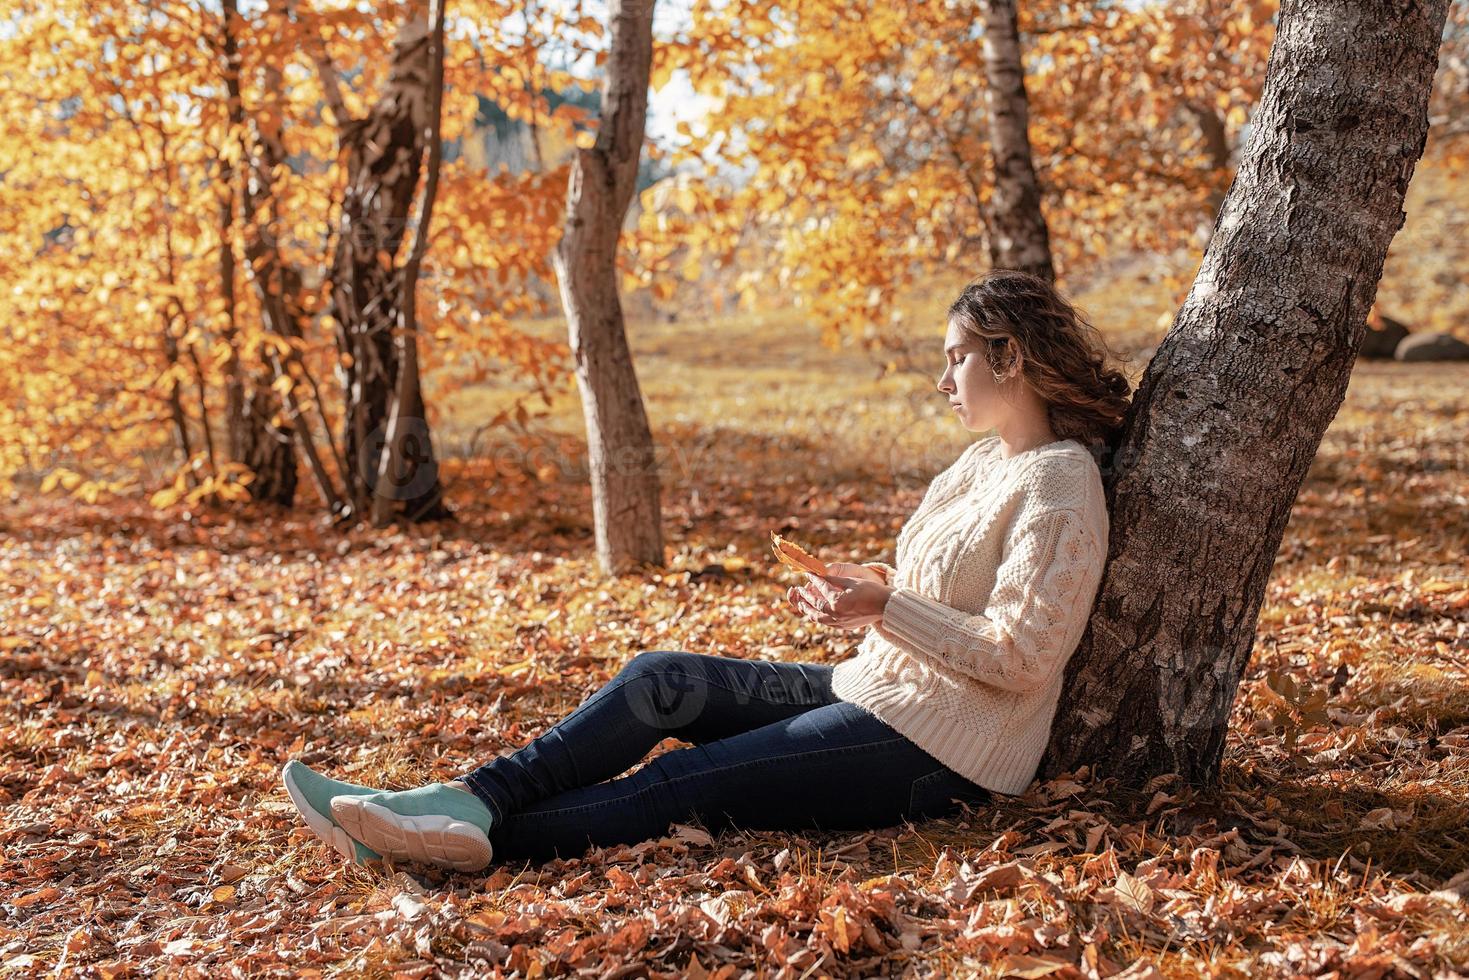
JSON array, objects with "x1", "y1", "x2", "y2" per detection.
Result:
[
  {"x1": 1041, "y1": 0, "x2": 1451, "y2": 789},
  {"x1": 328, "y1": 10, "x2": 450, "y2": 524},
  {"x1": 551, "y1": 0, "x2": 664, "y2": 574},
  {"x1": 979, "y1": 0, "x2": 1055, "y2": 282}
]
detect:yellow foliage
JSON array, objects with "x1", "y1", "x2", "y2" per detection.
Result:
[
  {"x1": 625, "y1": 0, "x2": 1305, "y2": 342},
  {"x1": 2, "y1": 0, "x2": 584, "y2": 510}
]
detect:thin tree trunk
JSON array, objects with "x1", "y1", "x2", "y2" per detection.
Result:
[
  {"x1": 228, "y1": 2, "x2": 345, "y2": 514},
  {"x1": 326, "y1": 9, "x2": 448, "y2": 523},
  {"x1": 979, "y1": 0, "x2": 1055, "y2": 282},
  {"x1": 551, "y1": 0, "x2": 664, "y2": 575},
  {"x1": 156, "y1": 149, "x2": 217, "y2": 479},
  {"x1": 160, "y1": 311, "x2": 195, "y2": 485},
  {"x1": 1041, "y1": 0, "x2": 1451, "y2": 789},
  {"x1": 371, "y1": 0, "x2": 452, "y2": 526},
  {"x1": 219, "y1": 0, "x2": 297, "y2": 505},
  {"x1": 216, "y1": 145, "x2": 246, "y2": 464},
  {"x1": 1185, "y1": 101, "x2": 1234, "y2": 247},
  {"x1": 159, "y1": 194, "x2": 212, "y2": 484},
  {"x1": 116, "y1": 59, "x2": 198, "y2": 490},
  {"x1": 184, "y1": 341, "x2": 218, "y2": 473}
]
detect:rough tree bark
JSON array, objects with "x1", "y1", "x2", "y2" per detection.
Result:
[
  {"x1": 324, "y1": 8, "x2": 450, "y2": 524},
  {"x1": 1040, "y1": 0, "x2": 1451, "y2": 790},
  {"x1": 979, "y1": 0, "x2": 1055, "y2": 282},
  {"x1": 552, "y1": 0, "x2": 665, "y2": 574}
]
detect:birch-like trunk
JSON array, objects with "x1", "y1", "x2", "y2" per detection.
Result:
[
  {"x1": 551, "y1": 0, "x2": 665, "y2": 574},
  {"x1": 1041, "y1": 0, "x2": 1451, "y2": 788},
  {"x1": 979, "y1": 0, "x2": 1055, "y2": 282}
]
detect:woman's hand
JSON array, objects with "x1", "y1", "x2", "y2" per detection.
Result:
[
  {"x1": 781, "y1": 562, "x2": 882, "y2": 621},
  {"x1": 785, "y1": 570, "x2": 894, "y2": 632}
]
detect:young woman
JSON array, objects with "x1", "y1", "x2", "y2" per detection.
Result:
[{"x1": 282, "y1": 269, "x2": 1132, "y2": 872}]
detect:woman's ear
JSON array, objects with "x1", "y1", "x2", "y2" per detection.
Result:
[{"x1": 999, "y1": 339, "x2": 1022, "y2": 379}]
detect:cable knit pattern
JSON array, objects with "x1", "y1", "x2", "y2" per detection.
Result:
[{"x1": 830, "y1": 435, "x2": 1109, "y2": 796}]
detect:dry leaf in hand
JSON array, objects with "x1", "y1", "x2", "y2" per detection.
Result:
[{"x1": 769, "y1": 531, "x2": 830, "y2": 576}]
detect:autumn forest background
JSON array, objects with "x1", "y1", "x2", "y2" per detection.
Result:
[{"x1": 3, "y1": 0, "x2": 1469, "y2": 976}]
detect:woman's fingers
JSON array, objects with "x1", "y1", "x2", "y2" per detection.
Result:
[
  {"x1": 826, "y1": 562, "x2": 883, "y2": 583},
  {"x1": 804, "y1": 572, "x2": 842, "y2": 605},
  {"x1": 791, "y1": 582, "x2": 820, "y2": 606},
  {"x1": 787, "y1": 581, "x2": 855, "y2": 629},
  {"x1": 788, "y1": 580, "x2": 880, "y2": 632},
  {"x1": 788, "y1": 586, "x2": 820, "y2": 612},
  {"x1": 793, "y1": 589, "x2": 833, "y2": 625}
]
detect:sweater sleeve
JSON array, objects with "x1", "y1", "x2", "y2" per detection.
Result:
[{"x1": 877, "y1": 507, "x2": 1104, "y2": 693}]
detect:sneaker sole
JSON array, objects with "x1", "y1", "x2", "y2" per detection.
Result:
[
  {"x1": 333, "y1": 799, "x2": 493, "y2": 873},
  {"x1": 281, "y1": 766, "x2": 364, "y2": 864}
]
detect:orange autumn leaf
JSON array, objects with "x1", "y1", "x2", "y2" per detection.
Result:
[{"x1": 769, "y1": 531, "x2": 830, "y2": 576}]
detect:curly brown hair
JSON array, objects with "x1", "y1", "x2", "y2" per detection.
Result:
[{"x1": 946, "y1": 269, "x2": 1134, "y2": 452}]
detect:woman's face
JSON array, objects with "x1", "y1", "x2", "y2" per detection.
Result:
[{"x1": 936, "y1": 318, "x2": 1010, "y2": 432}]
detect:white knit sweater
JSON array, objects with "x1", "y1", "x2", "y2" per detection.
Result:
[{"x1": 830, "y1": 434, "x2": 1109, "y2": 796}]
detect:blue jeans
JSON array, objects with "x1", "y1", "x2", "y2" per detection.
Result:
[{"x1": 456, "y1": 650, "x2": 991, "y2": 862}]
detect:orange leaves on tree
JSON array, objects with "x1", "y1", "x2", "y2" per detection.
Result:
[{"x1": 4, "y1": 0, "x2": 593, "y2": 510}]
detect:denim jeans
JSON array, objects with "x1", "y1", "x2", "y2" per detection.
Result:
[{"x1": 456, "y1": 650, "x2": 991, "y2": 862}]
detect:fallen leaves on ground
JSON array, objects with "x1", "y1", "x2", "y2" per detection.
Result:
[{"x1": 2, "y1": 363, "x2": 1467, "y2": 977}]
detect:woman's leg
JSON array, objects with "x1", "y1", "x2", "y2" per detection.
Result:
[
  {"x1": 330, "y1": 650, "x2": 843, "y2": 868},
  {"x1": 458, "y1": 649, "x2": 840, "y2": 826},
  {"x1": 484, "y1": 700, "x2": 992, "y2": 863}
]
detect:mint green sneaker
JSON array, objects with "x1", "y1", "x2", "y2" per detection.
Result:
[
  {"x1": 281, "y1": 760, "x2": 381, "y2": 866},
  {"x1": 330, "y1": 783, "x2": 496, "y2": 872}
]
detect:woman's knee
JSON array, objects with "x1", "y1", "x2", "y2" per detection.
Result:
[
  {"x1": 621, "y1": 649, "x2": 695, "y2": 678},
  {"x1": 613, "y1": 651, "x2": 712, "y2": 729}
]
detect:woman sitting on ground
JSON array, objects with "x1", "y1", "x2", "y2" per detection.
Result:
[{"x1": 282, "y1": 268, "x2": 1132, "y2": 873}]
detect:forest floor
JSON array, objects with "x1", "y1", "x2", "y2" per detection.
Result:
[{"x1": 2, "y1": 265, "x2": 1468, "y2": 977}]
